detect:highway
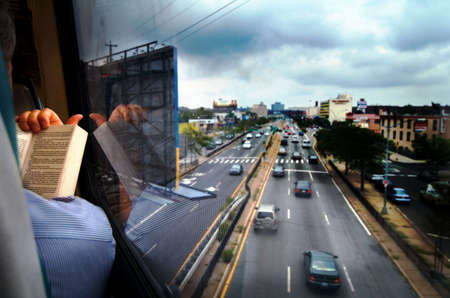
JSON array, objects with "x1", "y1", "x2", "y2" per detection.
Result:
[
  {"x1": 136, "y1": 132, "x2": 268, "y2": 284},
  {"x1": 225, "y1": 130, "x2": 417, "y2": 297}
]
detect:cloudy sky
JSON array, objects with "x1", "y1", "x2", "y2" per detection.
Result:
[{"x1": 78, "y1": 0, "x2": 450, "y2": 108}]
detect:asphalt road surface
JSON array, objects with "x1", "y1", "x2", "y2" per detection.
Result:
[
  {"x1": 225, "y1": 131, "x2": 417, "y2": 298},
  {"x1": 137, "y1": 132, "x2": 268, "y2": 284}
]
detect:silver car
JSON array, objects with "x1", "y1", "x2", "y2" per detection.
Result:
[{"x1": 253, "y1": 204, "x2": 280, "y2": 231}]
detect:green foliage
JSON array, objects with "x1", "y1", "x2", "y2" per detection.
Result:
[
  {"x1": 222, "y1": 249, "x2": 234, "y2": 263},
  {"x1": 229, "y1": 209, "x2": 237, "y2": 221},
  {"x1": 217, "y1": 222, "x2": 230, "y2": 242},
  {"x1": 316, "y1": 123, "x2": 385, "y2": 190},
  {"x1": 413, "y1": 134, "x2": 450, "y2": 165},
  {"x1": 181, "y1": 124, "x2": 213, "y2": 155},
  {"x1": 178, "y1": 107, "x2": 213, "y2": 123}
]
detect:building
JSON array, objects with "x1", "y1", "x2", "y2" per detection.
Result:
[
  {"x1": 380, "y1": 111, "x2": 449, "y2": 150},
  {"x1": 320, "y1": 94, "x2": 353, "y2": 123},
  {"x1": 188, "y1": 118, "x2": 217, "y2": 132},
  {"x1": 251, "y1": 102, "x2": 268, "y2": 118},
  {"x1": 346, "y1": 113, "x2": 381, "y2": 133},
  {"x1": 306, "y1": 106, "x2": 320, "y2": 118},
  {"x1": 213, "y1": 98, "x2": 237, "y2": 112},
  {"x1": 271, "y1": 102, "x2": 284, "y2": 114}
]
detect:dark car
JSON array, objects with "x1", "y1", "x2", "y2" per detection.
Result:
[
  {"x1": 281, "y1": 139, "x2": 288, "y2": 146},
  {"x1": 387, "y1": 186, "x2": 412, "y2": 204},
  {"x1": 308, "y1": 154, "x2": 319, "y2": 164},
  {"x1": 229, "y1": 164, "x2": 243, "y2": 175},
  {"x1": 273, "y1": 165, "x2": 285, "y2": 177},
  {"x1": 303, "y1": 250, "x2": 341, "y2": 289},
  {"x1": 298, "y1": 131, "x2": 304, "y2": 136},
  {"x1": 291, "y1": 151, "x2": 302, "y2": 160},
  {"x1": 206, "y1": 142, "x2": 216, "y2": 150},
  {"x1": 294, "y1": 180, "x2": 312, "y2": 197},
  {"x1": 225, "y1": 134, "x2": 234, "y2": 139}
]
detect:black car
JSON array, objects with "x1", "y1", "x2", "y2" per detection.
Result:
[
  {"x1": 303, "y1": 250, "x2": 341, "y2": 289},
  {"x1": 387, "y1": 186, "x2": 412, "y2": 204},
  {"x1": 229, "y1": 164, "x2": 243, "y2": 175},
  {"x1": 291, "y1": 151, "x2": 302, "y2": 160},
  {"x1": 206, "y1": 142, "x2": 216, "y2": 150},
  {"x1": 308, "y1": 154, "x2": 319, "y2": 164},
  {"x1": 294, "y1": 180, "x2": 312, "y2": 197},
  {"x1": 272, "y1": 165, "x2": 285, "y2": 177}
]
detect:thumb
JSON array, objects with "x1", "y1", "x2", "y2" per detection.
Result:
[
  {"x1": 66, "y1": 114, "x2": 83, "y2": 125},
  {"x1": 89, "y1": 113, "x2": 107, "y2": 127}
]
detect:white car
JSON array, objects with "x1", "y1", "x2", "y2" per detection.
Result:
[
  {"x1": 255, "y1": 133, "x2": 261, "y2": 138},
  {"x1": 264, "y1": 131, "x2": 270, "y2": 136},
  {"x1": 246, "y1": 133, "x2": 253, "y2": 139},
  {"x1": 242, "y1": 141, "x2": 252, "y2": 149},
  {"x1": 302, "y1": 139, "x2": 311, "y2": 148}
]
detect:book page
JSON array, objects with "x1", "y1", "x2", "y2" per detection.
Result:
[
  {"x1": 16, "y1": 124, "x2": 33, "y2": 170},
  {"x1": 21, "y1": 126, "x2": 75, "y2": 198}
]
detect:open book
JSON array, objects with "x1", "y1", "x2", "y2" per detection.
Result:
[{"x1": 16, "y1": 124, "x2": 88, "y2": 199}]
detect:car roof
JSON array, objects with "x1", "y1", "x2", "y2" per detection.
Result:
[
  {"x1": 309, "y1": 250, "x2": 336, "y2": 259},
  {"x1": 257, "y1": 204, "x2": 275, "y2": 212},
  {"x1": 231, "y1": 164, "x2": 241, "y2": 168},
  {"x1": 296, "y1": 180, "x2": 311, "y2": 186}
]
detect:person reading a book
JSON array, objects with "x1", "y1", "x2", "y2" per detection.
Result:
[{"x1": 0, "y1": 6, "x2": 115, "y2": 298}]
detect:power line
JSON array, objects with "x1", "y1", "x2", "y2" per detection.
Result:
[
  {"x1": 162, "y1": 0, "x2": 241, "y2": 43},
  {"x1": 175, "y1": 0, "x2": 251, "y2": 45}
]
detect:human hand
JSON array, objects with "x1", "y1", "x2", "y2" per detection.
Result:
[
  {"x1": 90, "y1": 104, "x2": 146, "y2": 128},
  {"x1": 16, "y1": 108, "x2": 83, "y2": 133}
]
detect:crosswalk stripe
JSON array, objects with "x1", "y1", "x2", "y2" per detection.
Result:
[
  {"x1": 280, "y1": 159, "x2": 284, "y2": 164},
  {"x1": 245, "y1": 159, "x2": 250, "y2": 163},
  {"x1": 224, "y1": 160, "x2": 229, "y2": 164},
  {"x1": 301, "y1": 159, "x2": 304, "y2": 164},
  {"x1": 296, "y1": 160, "x2": 299, "y2": 164},
  {"x1": 251, "y1": 159, "x2": 255, "y2": 163},
  {"x1": 208, "y1": 160, "x2": 213, "y2": 164},
  {"x1": 276, "y1": 159, "x2": 279, "y2": 163}
]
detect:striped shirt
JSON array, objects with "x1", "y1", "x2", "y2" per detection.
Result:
[{"x1": 25, "y1": 189, "x2": 115, "y2": 298}]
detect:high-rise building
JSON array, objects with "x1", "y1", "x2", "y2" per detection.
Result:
[
  {"x1": 271, "y1": 102, "x2": 284, "y2": 114},
  {"x1": 320, "y1": 94, "x2": 353, "y2": 123},
  {"x1": 251, "y1": 102, "x2": 268, "y2": 118}
]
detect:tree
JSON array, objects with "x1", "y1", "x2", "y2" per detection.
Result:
[
  {"x1": 181, "y1": 124, "x2": 212, "y2": 155},
  {"x1": 413, "y1": 134, "x2": 450, "y2": 174},
  {"x1": 316, "y1": 124, "x2": 385, "y2": 190}
]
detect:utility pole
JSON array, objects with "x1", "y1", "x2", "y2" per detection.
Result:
[
  {"x1": 105, "y1": 40, "x2": 118, "y2": 63},
  {"x1": 381, "y1": 109, "x2": 394, "y2": 214}
]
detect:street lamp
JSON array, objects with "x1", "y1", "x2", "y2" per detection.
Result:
[{"x1": 381, "y1": 111, "x2": 395, "y2": 214}]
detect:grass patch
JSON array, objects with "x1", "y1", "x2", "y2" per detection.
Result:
[
  {"x1": 410, "y1": 244, "x2": 434, "y2": 255},
  {"x1": 237, "y1": 225, "x2": 244, "y2": 233},
  {"x1": 220, "y1": 196, "x2": 234, "y2": 211},
  {"x1": 217, "y1": 222, "x2": 230, "y2": 242},
  {"x1": 229, "y1": 209, "x2": 237, "y2": 221},
  {"x1": 392, "y1": 255, "x2": 400, "y2": 260},
  {"x1": 222, "y1": 249, "x2": 234, "y2": 263}
]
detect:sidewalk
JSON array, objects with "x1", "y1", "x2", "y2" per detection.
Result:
[
  {"x1": 389, "y1": 152, "x2": 426, "y2": 164},
  {"x1": 329, "y1": 161, "x2": 447, "y2": 297}
]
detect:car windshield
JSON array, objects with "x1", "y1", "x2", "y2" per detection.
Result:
[
  {"x1": 311, "y1": 257, "x2": 337, "y2": 273},
  {"x1": 231, "y1": 165, "x2": 240, "y2": 170},
  {"x1": 257, "y1": 211, "x2": 273, "y2": 219},
  {"x1": 395, "y1": 189, "x2": 408, "y2": 195}
]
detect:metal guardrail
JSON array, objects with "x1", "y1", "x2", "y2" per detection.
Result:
[{"x1": 328, "y1": 160, "x2": 450, "y2": 297}]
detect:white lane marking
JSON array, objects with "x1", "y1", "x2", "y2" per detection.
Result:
[
  {"x1": 315, "y1": 190, "x2": 320, "y2": 197},
  {"x1": 301, "y1": 159, "x2": 304, "y2": 164},
  {"x1": 343, "y1": 265, "x2": 355, "y2": 292},
  {"x1": 126, "y1": 204, "x2": 167, "y2": 235},
  {"x1": 143, "y1": 243, "x2": 158, "y2": 257},
  {"x1": 332, "y1": 179, "x2": 372, "y2": 236},
  {"x1": 323, "y1": 212, "x2": 330, "y2": 225},
  {"x1": 190, "y1": 204, "x2": 199, "y2": 212},
  {"x1": 309, "y1": 171, "x2": 314, "y2": 181},
  {"x1": 288, "y1": 171, "x2": 290, "y2": 182},
  {"x1": 224, "y1": 160, "x2": 229, "y2": 164},
  {"x1": 251, "y1": 159, "x2": 255, "y2": 163},
  {"x1": 216, "y1": 181, "x2": 222, "y2": 188},
  {"x1": 288, "y1": 188, "x2": 291, "y2": 196},
  {"x1": 287, "y1": 209, "x2": 291, "y2": 219},
  {"x1": 285, "y1": 169, "x2": 328, "y2": 174},
  {"x1": 287, "y1": 266, "x2": 291, "y2": 293},
  {"x1": 191, "y1": 181, "x2": 197, "y2": 187}
]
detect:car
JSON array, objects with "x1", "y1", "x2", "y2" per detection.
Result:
[
  {"x1": 302, "y1": 139, "x2": 311, "y2": 148},
  {"x1": 303, "y1": 250, "x2": 341, "y2": 289},
  {"x1": 215, "y1": 139, "x2": 223, "y2": 145},
  {"x1": 242, "y1": 140, "x2": 252, "y2": 149},
  {"x1": 206, "y1": 142, "x2": 216, "y2": 150},
  {"x1": 278, "y1": 147, "x2": 287, "y2": 156},
  {"x1": 246, "y1": 133, "x2": 253, "y2": 139},
  {"x1": 253, "y1": 204, "x2": 280, "y2": 231},
  {"x1": 294, "y1": 180, "x2": 312, "y2": 197},
  {"x1": 225, "y1": 134, "x2": 234, "y2": 139},
  {"x1": 419, "y1": 181, "x2": 450, "y2": 207},
  {"x1": 291, "y1": 135, "x2": 299, "y2": 143},
  {"x1": 264, "y1": 131, "x2": 270, "y2": 136},
  {"x1": 308, "y1": 154, "x2": 319, "y2": 164},
  {"x1": 281, "y1": 139, "x2": 288, "y2": 146},
  {"x1": 291, "y1": 151, "x2": 302, "y2": 160},
  {"x1": 255, "y1": 133, "x2": 261, "y2": 138},
  {"x1": 298, "y1": 131, "x2": 304, "y2": 136},
  {"x1": 272, "y1": 165, "x2": 285, "y2": 177},
  {"x1": 387, "y1": 187, "x2": 412, "y2": 204},
  {"x1": 229, "y1": 164, "x2": 243, "y2": 175},
  {"x1": 283, "y1": 134, "x2": 289, "y2": 139}
]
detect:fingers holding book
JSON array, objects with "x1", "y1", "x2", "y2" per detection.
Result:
[{"x1": 16, "y1": 108, "x2": 83, "y2": 133}]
